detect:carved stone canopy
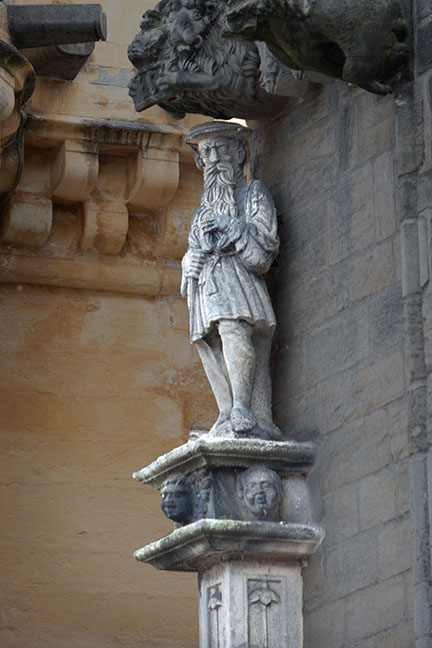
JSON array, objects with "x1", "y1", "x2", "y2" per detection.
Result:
[
  {"x1": 222, "y1": 0, "x2": 410, "y2": 95},
  {"x1": 128, "y1": 0, "x2": 308, "y2": 120}
]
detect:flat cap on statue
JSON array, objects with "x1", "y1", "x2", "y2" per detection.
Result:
[{"x1": 185, "y1": 121, "x2": 252, "y2": 147}]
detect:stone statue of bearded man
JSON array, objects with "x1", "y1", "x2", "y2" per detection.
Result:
[{"x1": 182, "y1": 121, "x2": 282, "y2": 440}]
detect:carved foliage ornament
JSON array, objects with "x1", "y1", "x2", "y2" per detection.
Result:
[
  {"x1": 128, "y1": 0, "x2": 294, "y2": 120},
  {"x1": 222, "y1": 0, "x2": 410, "y2": 94}
]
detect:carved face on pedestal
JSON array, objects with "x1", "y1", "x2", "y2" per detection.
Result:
[
  {"x1": 237, "y1": 466, "x2": 282, "y2": 521},
  {"x1": 160, "y1": 475, "x2": 193, "y2": 524}
]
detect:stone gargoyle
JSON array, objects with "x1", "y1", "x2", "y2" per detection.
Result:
[
  {"x1": 222, "y1": 0, "x2": 410, "y2": 94},
  {"x1": 128, "y1": 0, "x2": 305, "y2": 120}
]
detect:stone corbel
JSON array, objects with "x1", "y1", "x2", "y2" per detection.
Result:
[
  {"x1": 128, "y1": 0, "x2": 311, "y2": 121},
  {"x1": 81, "y1": 150, "x2": 129, "y2": 255},
  {"x1": 82, "y1": 199, "x2": 129, "y2": 255},
  {"x1": 52, "y1": 139, "x2": 99, "y2": 204},
  {"x1": 1, "y1": 137, "x2": 99, "y2": 247},
  {"x1": 82, "y1": 137, "x2": 180, "y2": 255},
  {"x1": 127, "y1": 144, "x2": 180, "y2": 212},
  {"x1": 223, "y1": 0, "x2": 410, "y2": 95},
  {"x1": 1, "y1": 116, "x2": 183, "y2": 253},
  {"x1": 1, "y1": 146, "x2": 53, "y2": 247}
]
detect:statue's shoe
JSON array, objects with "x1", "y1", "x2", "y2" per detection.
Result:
[
  {"x1": 230, "y1": 406, "x2": 256, "y2": 432},
  {"x1": 207, "y1": 412, "x2": 234, "y2": 438},
  {"x1": 256, "y1": 418, "x2": 284, "y2": 441}
]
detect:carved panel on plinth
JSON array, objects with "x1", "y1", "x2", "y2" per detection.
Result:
[
  {"x1": 248, "y1": 579, "x2": 281, "y2": 648},
  {"x1": 197, "y1": 561, "x2": 304, "y2": 648},
  {"x1": 207, "y1": 583, "x2": 222, "y2": 648}
]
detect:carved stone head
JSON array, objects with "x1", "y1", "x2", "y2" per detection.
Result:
[
  {"x1": 128, "y1": 11, "x2": 165, "y2": 68},
  {"x1": 165, "y1": 0, "x2": 214, "y2": 57},
  {"x1": 160, "y1": 474, "x2": 193, "y2": 525},
  {"x1": 185, "y1": 121, "x2": 251, "y2": 172},
  {"x1": 237, "y1": 466, "x2": 282, "y2": 521}
]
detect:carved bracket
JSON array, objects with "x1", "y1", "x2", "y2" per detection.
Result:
[
  {"x1": 128, "y1": 0, "x2": 309, "y2": 120},
  {"x1": 134, "y1": 437, "x2": 317, "y2": 528},
  {"x1": 0, "y1": 118, "x2": 182, "y2": 252},
  {"x1": 222, "y1": 0, "x2": 410, "y2": 95}
]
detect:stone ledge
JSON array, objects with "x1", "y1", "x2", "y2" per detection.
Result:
[
  {"x1": 0, "y1": 253, "x2": 181, "y2": 296},
  {"x1": 134, "y1": 519, "x2": 325, "y2": 571},
  {"x1": 133, "y1": 438, "x2": 317, "y2": 488}
]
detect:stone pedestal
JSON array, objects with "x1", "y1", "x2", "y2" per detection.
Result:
[
  {"x1": 199, "y1": 560, "x2": 303, "y2": 648},
  {"x1": 134, "y1": 437, "x2": 324, "y2": 648}
]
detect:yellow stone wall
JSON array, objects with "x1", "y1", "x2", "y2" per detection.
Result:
[{"x1": 0, "y1": 1, "x2": 215, "y2": 646}]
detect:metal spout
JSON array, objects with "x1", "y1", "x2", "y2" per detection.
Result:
[{"x1": 7, "y1": 3, "x2": 107, "y2": 50}]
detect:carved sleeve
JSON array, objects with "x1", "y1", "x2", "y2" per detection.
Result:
[
  {"x1": 180, "y1": 208, "x2": 202, "y2": 298},
  {"x1": 236, "y1": 180, "x2": 279, "y2": 275}
]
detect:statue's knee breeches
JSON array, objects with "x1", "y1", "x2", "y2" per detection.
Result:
[{"x1": 217, "y1": 318, "x2": 253, "y2": 339}]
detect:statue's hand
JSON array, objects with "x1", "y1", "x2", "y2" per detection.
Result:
[
  {"x1": 201, "y1": 212, "x2": 231, "y2": 234},
  {"x1": 227, "y1": 218, "x2": 243, "y2": 242},
  {"x1": 214, "y1": 212, "x2": 230, "y2": 231},
  {"x1": 201, "y1": 215, "x2": 218, "y2": 234},
  {"x1": 182, "y1": 249, "x2": 206, "y2": 279}
]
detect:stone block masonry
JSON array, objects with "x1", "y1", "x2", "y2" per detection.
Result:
[{"x1": 252, "y1": 54, "x2": 422, "y2": 646}]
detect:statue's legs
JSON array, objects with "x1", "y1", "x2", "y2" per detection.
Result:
[
  {"x1": 195, "y1": 321, "x2": 274, "y2": 435},
  {"x1": 195, "y1": 330, "x2": 232, "y2": 424},
  {"x1": 218, "y1": 319, "x2": 256, "y2": 432},
  {"x1": 251, "y1": 328, "x2": 273, "y2": 423}
]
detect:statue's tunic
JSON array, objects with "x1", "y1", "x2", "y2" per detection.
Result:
[{"x1": 183, "y1": 179, "x2": 279, "y2": 342}]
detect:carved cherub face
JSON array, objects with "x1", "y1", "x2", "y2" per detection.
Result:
[
  {"x1": 237, "y1": 467, "x2": 282, "y2": 521},
  {"x1": 160, "y1": 477, "x2": 193, "y2": 524}
]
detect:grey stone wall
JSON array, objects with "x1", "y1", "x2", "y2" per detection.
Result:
[{"x1": 250, "y1": 0, "x2": 432, "y2": 640}]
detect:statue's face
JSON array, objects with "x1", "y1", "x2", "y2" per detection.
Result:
[
  {"x1": 198, "y1": 137, "x2": 238, "y2": 168},
  {"x1": 160, "y1": 482, "x2": 192, "y2": 523},
  {"x1": 240, "y1": 469, "x2": 280, "y2": 519}
]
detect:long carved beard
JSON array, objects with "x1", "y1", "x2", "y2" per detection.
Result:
[{"x1": 197, "y1": 161, "x2": 239, "y2": 252}]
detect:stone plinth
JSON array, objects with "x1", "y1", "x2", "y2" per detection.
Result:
[
  {"x1": 134, "y1": 437, "x2": 317, "y2": 525},
  {"x1": 134, "y1": 437, "x2": 316, "y2": 485},
  {"x1": 134, "y1": 519, "x2": 324, "y2": 571},
  {"x1": 199, "y1": 560, "x2": 303, "y2": 648},
  {"x1": 134, "y1": 437, "x2": 324, "y2": 648}
]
